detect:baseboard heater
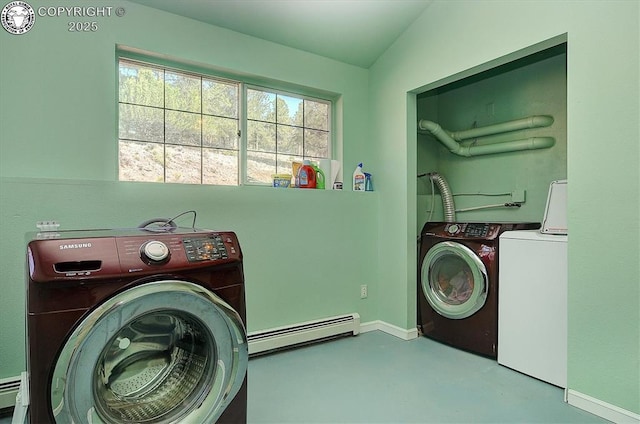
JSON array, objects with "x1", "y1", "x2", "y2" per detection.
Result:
[
  {"x1": 247, "y1": 313, "x2": 360, "y2": 356},
  {"x1": 0, "y1": 376, "x2": 20, "y2": 411}
]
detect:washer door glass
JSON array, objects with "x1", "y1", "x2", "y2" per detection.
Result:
[
  {"x1": 421, "y1": 241, "x2": 488, "y2": 319},
  {"x1": 51, "y1": 280, "x2": 247, "y2": 424}
]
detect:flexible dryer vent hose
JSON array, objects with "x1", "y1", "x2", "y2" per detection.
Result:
[{"x1": 428, "y1": 173, "x2": 456, "y2": 223}]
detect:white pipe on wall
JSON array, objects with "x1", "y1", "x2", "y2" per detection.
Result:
[
  {"x1": 448, "y1": 115, "x2": 554, "y2": 141},
  {"x1": 418, "y1": 120, "x2": 461, "y2": 153},
  {"x1": 462, "y1": 137, "x2": 555, "y2": 157}
]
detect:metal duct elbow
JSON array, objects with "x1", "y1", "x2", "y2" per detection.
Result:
[{"x1": 428, "y1": 172, "x2": 456, "y2": 222}]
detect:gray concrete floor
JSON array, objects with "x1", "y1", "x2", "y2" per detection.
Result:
[{"x1": 1, "y1": 330, "x2": 608, "y2": 423}]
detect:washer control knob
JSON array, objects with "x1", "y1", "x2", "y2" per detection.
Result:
[
  {"x1": 141, "y1": 240, "x2": 170, "y2": 264},
  {"x1": 447, "y1": 224, "x2": 460, "y2": 235}
]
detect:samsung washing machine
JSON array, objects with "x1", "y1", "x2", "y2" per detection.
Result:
[
  {"x1": 417, "y1": 221, "x2": 539, "y2": 358},
  {"x1": 26, "y1": 228, "x2": 248, "y2": 423}
]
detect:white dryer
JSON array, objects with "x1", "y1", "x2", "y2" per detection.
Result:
[{"x1": 498, "y1": 230, "x2": 568, "y2": 387}]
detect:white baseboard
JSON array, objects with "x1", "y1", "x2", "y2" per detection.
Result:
[
  {"x1": 567, "y1": 389, "x2": 640, "y2": 423},
  {"x1": 0, "y1": 376, "x2": 21, "y2": 410},
  {"x1": 360, "y1": 320, "x2": 419, "y2": 340},
  {"x1": 248, "y1": 313, "x2": 360, "y2": 355}
]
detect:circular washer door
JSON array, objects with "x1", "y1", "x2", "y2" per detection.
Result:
[
  {"x1": 421, "y1": 241, "x2": 488, "y2": 319},
  {"x1": 51, "y1": 280, "x2": 247, "y2": 424}
]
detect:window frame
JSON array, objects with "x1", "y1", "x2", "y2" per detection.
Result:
[{"x1": 117, "y1": 52, "x2": 335, "y2": 187}]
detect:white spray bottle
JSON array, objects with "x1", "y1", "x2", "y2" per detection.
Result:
[{"x1": 353, "y1": 163, "x2": 365, "y2": 192}]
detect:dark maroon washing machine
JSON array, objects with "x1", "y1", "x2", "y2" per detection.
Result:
[
  {"x1": 417, "y1": 222, "x2": 539, "y2": 358},
  {"x1": 26, "y1": 228, "x2": 248, "y2": 423}
]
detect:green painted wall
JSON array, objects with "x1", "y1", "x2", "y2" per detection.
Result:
[
  {"x1": 370, "y1": 0, "x2": 638, "y2": 415},
  {"x1": 0, "y1": 0, "x2": 377, "y2": 378}
]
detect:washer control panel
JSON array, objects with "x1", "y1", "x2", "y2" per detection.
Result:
[
  {"x1": 422, "y1": 222, "x2": 541, "y2": 243},
  {"x1": 444, "y1": 223, "x2": 494, "y2": 238},
  {"x1": 183, "y1": 235, "x2": 230, "y2": 262},
  {"x1": 463, "y1": 223, "x2": 491, "y2": 237},
  {"x1": 28, "y1": 229, "x2": 242, "y2": 281}
]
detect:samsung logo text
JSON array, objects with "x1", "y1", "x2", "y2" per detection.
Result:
[{"x1": 59, "y1": 243, "x2": 92, "y2": 250}]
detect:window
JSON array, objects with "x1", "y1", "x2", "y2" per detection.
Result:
[
  {"x1": 246, "y1": 88, "x2": 330, "y2": 183},
  {"x1": 118, "y1": 59, "x2": 332, "y2": 185}
]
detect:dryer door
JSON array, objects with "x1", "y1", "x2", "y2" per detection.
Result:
[
  {"x1": 421, "y1": 241, "x2": 488, "y2": 319},
  {"x1": 51, "y1": 280, "x2": 247, "y2": 424}
]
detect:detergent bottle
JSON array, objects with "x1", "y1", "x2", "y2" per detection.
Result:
[
  {"x1": 353, "y1": 163, "x2": 365, "y2": 192},
  {"x1": 297, "y1": 160, "x2": 316, "y2": 188},
  {"x1": 312, "y1": 164, "x2": 326, "y2": 189}
]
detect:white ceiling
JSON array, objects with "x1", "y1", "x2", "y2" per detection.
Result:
[{"x1": 127, "y1": 0, "x2": 433, "y2": 68}]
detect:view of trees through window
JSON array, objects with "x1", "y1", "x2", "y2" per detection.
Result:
[
  {"x1": 118, "y1": 59, "x2": 331, "y2": 185},
  {"x1": 246, "y1": 88, "x2": 330, "y2": 183}
]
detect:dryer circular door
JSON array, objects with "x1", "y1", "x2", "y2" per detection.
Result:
[
  {"x1": 51, "y1": 280, "x2": 247, "y2": 424},
  {"x1": 421, "y1": 241, "x2": 488, "y2": 319}
]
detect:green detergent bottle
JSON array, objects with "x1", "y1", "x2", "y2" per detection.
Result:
[{"x1": 312, "y1": 164, "x2": 326, "y2": 189}]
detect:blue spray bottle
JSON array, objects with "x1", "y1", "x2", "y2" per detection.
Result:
[{"x1": 364, "y1": 173, "x2": 373, "y2": 191}]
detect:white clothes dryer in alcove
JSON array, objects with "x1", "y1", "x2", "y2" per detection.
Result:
[{"x1": 498, "y1": 230, "x2": 568, "y2": 388}]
